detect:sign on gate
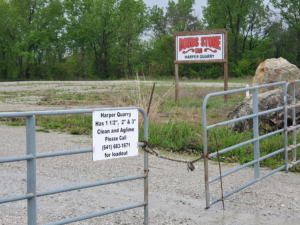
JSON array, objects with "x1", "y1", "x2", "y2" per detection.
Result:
[
  {"x1": 93, "y1": 109, "x2": 139, "y2": 161},
  {"x1": 0, "y1": 106, "x2": 149, "y2": 225}
]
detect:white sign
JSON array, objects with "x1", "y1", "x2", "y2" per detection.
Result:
[
  {"x1": 92, "y1": 109, "x2": 139, "y2": 161},
  {"x1": 176, "y1": 34, "x2": 224, "y2": 61}
]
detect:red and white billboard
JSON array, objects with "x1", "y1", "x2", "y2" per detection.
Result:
[{"x1": 175, "y1": 33, "x2": 224, "y2": 61}]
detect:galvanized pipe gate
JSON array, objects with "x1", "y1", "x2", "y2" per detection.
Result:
[
  {"x1": 0, "y1": 107, "x2": 149, "y2": 225},
  {"x1": 2, "y1": 81, "x2": 300, "y2": 223},
  {"x1": 203, "y1": 80, "x2": 300, "y2": 208}
]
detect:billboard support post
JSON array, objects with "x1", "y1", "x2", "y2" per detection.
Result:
[
  {"x1": 174, "y1": 29, "x2": 228, "y2": 103},
  {"x1": 224, "y1": 29, "x2": 228, "y2": 103},
  {"x1": 175, "y1": 63, "x2": 179, "y2": 103}
]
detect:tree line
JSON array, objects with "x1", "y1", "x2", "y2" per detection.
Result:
[{"x1": 0, "y1": 0, "x2": 299, "y2": 81}]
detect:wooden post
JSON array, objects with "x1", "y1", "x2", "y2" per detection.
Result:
[
  {"x1": 224, "y1": 62, "x2": 228, "y2": 103},
  {"x1": 224, "y1": 30, "x2": 228, "y2": 103},
  {"x1": 175, "y1": 63, "x2": 179, "y2": 104}
]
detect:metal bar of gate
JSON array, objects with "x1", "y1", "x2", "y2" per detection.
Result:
[
  {"x1": 292, "y1": 84, "x2": 297, "y2": 162},
  {"x1": 0, "y1": 143, "x2": 145, "y2": 163},
  {"x1": 0, "y1": 107, "x2": 149, "y2": 225},
  {"x1": 284, "y1": 81, "x2": 300, "y2": 170},
  {"x1": 284, "y1": 83, "x2": 289, "y2": 170},
  {"x1": 26, "y1": 115, "x2": 37, "y2": 225},
  {"x1": 202, "y1": 80, "x2": 300, "y2": 208},
  {"x1": 253, "y1": 88, "x2": 260, "y2": 179},
  {"x1": 44, "y1": 203, "x2": 147, "y2": 225}
]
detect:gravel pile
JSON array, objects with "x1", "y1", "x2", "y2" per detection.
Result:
[{"x1": 1, "y1": 124, "x2": 300, "y2": 225}]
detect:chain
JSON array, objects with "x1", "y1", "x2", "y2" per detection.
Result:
[{"x1": 141, "y1": 140, "x2": 206, "y2": 172}]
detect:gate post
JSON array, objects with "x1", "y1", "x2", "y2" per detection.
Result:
[
  {"x1": 26, "y1": 115, "x2": 37, "y2": 225},
  {"x1": 284, "y1": 83, "x2": 289, "y2": 171},
  {"x1": 202, "y1": 96, "x2": 210, "y2": 208},
  {"x1": 292, "y1": 83, "x2": 297, "y2": 161},
  {"x1": 253, "y1": 89, "x2": 260, "y2": 179},
  {"x1": 141, "y1": 110, "x2": 149, "y2": 225}
]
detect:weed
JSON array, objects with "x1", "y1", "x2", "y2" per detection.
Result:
[{"x1": 70, "y1": 130, "x2": 80, "y2": 135}]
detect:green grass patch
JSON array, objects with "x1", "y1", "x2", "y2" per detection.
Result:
[
  {"x1": 36, "y1": 115, "x2": 92, "y2": 135},
  {"x1": 0, "y1": 118, "x2": 26, "y2": 126},
  {"x1": 36, "y1": 128, "x2": 50, "y2": 133},
  {"x1": 139, "y1": 121, "x2": 300, "y2": 172}
]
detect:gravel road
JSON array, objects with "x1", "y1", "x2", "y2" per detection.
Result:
[
  {"x1": 0, "y1": 81, "x2": 299, "y2": 225},
  {"x1": 0, "y1": 125, "x2": 300, "y2": 225}
]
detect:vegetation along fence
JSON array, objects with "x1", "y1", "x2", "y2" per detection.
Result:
[
  {"x1": 0, "y1": 107, "x2": 149, "y2": 225},
  {"x1": 203, "y1": 80, "x2": 300, "y2": 208}
]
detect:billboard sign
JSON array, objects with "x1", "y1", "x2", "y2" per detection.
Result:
[
  {"x1": 174, "y1": 29, "x2": 227, "y2": 64},
  {"x1": 173, "y1": 29, "x2": 228, "y2": 103}
]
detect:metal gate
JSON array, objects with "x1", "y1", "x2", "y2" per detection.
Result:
[
  {"x1": 0, "y1": 107, "x2": 149, "y2": 225},
  {"x1": 203, "y1": 80, "x2": 300, "y2": 208}
]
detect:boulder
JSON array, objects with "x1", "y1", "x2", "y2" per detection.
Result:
[
  {"x1": 228, "y1": 89, "x2": 300, "y2": 132},
  {"x1": 252, "y1": 57, "x2": 300, "y2": 96}
]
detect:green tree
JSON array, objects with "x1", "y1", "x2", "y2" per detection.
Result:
[
  {"x1": 166, "y1": 0, "x2": 201, "y2": 33},
  {"x1": 65, "y1": 0, "x2": 122, "y2": 79},
  {"x1": 150, "y1": 0, "x2": 202, "y2": 37},
  {"x1": 0, "y1": 0, "x2": 11, "y2": 79},
  {"x1": 270, "y1": 0, "x2": 300, "y2": 40},
  {"x1": 115, "y1": 0, "x2": 149, "y2": 77},
  {"x1": 148, "y1": 0, "x2": 202, "y2": 77},
  {"x1": 203, "y1": 0, "x2": 268, "y2": 65},
  {"x1": 270, "y1": 0, "x2": 300, "y2": 64},
  {"x1": 0, "y1": 0, "x2": 66, "y2": 80}
]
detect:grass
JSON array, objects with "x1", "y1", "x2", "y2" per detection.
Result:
[
  {"x1": 1, "y1": 76, "x2": 300, "y2": 172},
  {"x1": 0, "y1": 118, "x2": 26, "y2": 126},
  {"x1": 36, "y1": 128, "x2": 50, "y2": 133},
  {"x1": 37, "y1": 115, "x2": 92, "y2": 135},
  {"x1": 139, "y1": 122, "x2": 300, "y2": 172}
]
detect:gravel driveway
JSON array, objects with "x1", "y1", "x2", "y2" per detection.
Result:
[
  {"x1": 0, "y1": 81, "x2": 299, "y2": 225},
  {"x1": 1, "y1": 125, "x2": 300, "y2": 225}
]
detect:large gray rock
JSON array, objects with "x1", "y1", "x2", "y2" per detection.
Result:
[
  {"x1": 228, "y1": 89, "x2": 300, "y2": 132},
  {"x1": 252, "y1": 57, "x2": 300, "y2": 95}
]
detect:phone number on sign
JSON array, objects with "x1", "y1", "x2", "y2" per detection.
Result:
[{"x1": 102, "y1": 143, "x2": 131, "y2": 151}]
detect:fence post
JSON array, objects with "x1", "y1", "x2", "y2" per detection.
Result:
[
  {"x1": 175, "y1": 63, "x2": 179, "y2": 104},
  {"x1": 203, "y1": 97, "x2": 210, "y2": 208},
  {"x1": 143, "y1": 112, "x2": 149, "y2": 225},
  {"x1": 284, "y1": 83, "x2": 289, "y2": 171},
  {"x1": 26, "y1": 115, "x2": 37, "y2": 225},
  {"x1": 292, "y1": 83, "x2": 296, "y2": 161},
  {"x1": 252, "y1": 88, "x2": 260, "y2": 179}
]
